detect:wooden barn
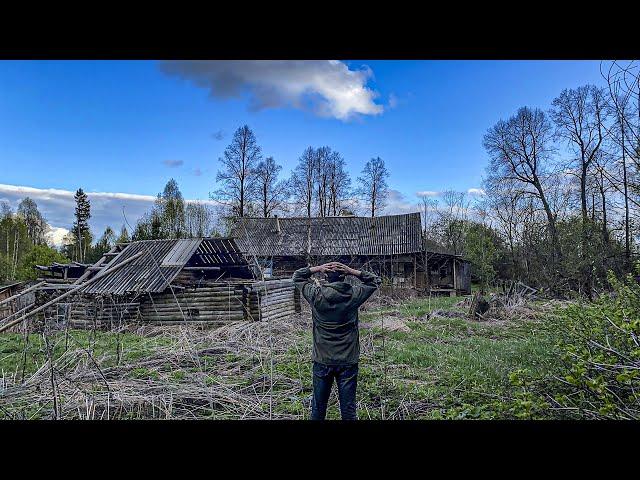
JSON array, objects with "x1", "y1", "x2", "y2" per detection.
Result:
[
  {"x1": 230, "y1": 213, "x2": 471, "y2": 296},
  {"x1": 0, "y1": 237, "x2": 300, "y2": 332}
]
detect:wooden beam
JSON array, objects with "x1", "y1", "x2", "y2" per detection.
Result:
[
  {"x1": 182, "y1": 267, "x2": 221, "y2": 271},
  {"x1": 0, "y1": 281, "x2": 45, "y2": 307},
  {"x1": 72, "y1": 244, "x2": 121, "y2": 285},
  {"x1": 453, "y1": 258, "x2": 457, "y2": 292}
]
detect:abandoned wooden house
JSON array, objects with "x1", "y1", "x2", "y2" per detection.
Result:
[
  {"x1": 0, "y1": 237, "x2": 300, "y2": 332},
  {"x1": 230, "y1": 213, "x2": 471, "y2": 295}
]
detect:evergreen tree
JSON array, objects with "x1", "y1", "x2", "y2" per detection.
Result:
[
  {"x1": 87, "y1": 226, "x2": 116, "y2": 263},
  {"x1": 116, "y1": 225, "x2": 130, "y2": 244},
  {"x1": 72, "y1": 188, "x2": 91, "y2": 262}
]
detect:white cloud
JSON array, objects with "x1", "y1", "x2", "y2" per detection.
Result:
[
  {"x1": 159, "y1": 60, "x2": 384, "y2": 121},
  {"x1": 467, "y1": 188, "x2": 486, "y2": 196},
  {"x1": 416, "y1": 190, "x2": 441, "y2": 198},
  {"x1": 46, "y1": 227, "x2": 70, "y2": 247},
  {"x1": 388, "y1": 93, "x2": 400, "y2": 109},
  {"x1": 384, "y1": 190, "x2": 419, "y2": 215}
]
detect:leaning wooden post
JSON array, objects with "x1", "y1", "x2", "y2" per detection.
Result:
[
  {"x1": 0, "y1": 252, "x2": 144, "y2": 333},
  {"x1": 72, "y1": 244, "x2": 122, "y2": 285},
  {"x1": 0, "y1": 281, "x2": 45, "y2": 308},
  {"x1": 453, "y1": 258, "x2": 457, "y2": 295}
]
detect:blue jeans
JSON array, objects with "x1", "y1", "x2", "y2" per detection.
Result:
[{"x1": 311, "y1": 362, "x2": 358, "y2": 420}]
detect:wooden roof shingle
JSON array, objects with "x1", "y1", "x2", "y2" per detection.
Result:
[{"x1": 231, "y1": 213, "x2": 423, "y2": 257}]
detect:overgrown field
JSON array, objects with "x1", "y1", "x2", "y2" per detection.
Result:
[{"x1": 1, "y1": 279, "x2": 639, "y2": 419}]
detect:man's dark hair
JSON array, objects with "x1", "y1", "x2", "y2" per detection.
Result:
[{"x1": 326, "y1": 271, "x2": 346, "y2": 283}]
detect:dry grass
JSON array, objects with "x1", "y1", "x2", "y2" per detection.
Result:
[{"x1": 0, "y1": 313, "x2": 313, "y2": 420}]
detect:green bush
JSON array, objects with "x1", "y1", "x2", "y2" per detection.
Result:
[
  {"x1": 16, "y1": 244, "x2": 69, "y2": 280},
  {"x1": 550, "y1": 268, "x2": 640, "y2": 419}
]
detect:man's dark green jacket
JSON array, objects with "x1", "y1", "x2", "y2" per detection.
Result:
[{"x1": 292, "y1": 267, "x2": 381, "y2": 365}]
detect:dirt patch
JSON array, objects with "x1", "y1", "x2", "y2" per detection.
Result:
[{"x1": 361, "y1": 316, "x2": 411, "y2": 333}]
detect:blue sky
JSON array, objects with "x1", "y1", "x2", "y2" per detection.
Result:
[{"x1": 0, "y1": 60, "x2": 608, "y2": 243}]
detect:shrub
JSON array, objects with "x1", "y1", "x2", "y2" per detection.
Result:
[{"x1": 550, "y1": 268, "x2": 640, "y2": 419}]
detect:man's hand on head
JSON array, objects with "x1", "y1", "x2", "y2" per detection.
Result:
[
  {"x1": 309, "y1": 263, "x2": 336, "y2": 274},
  {"x1": 325, "y1": 262, "x2": 361, "y2": 277}
]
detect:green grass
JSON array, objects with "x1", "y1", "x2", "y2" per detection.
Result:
[{"x1": 277, "y1": 296, "x2": 562, "y2": 419}]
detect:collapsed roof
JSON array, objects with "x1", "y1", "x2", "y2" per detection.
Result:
[{"x1": 83, "y1": 237, "x2": 251, "y2": 295}]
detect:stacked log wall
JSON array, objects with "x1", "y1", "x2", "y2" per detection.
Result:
[
  {"x1": 245, "y1": 279, "x2": 300, "y2": 321},
  {"x1": 140, "y1": 283, "x2": 246, "y2": 323},
  {"x1": 30, "y1": 278, "x2": 301, "y2": 328},
  {"x1": 36, "y1": 290, "x2": 141, "y2": 329}
]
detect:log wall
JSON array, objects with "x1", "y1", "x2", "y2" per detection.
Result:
[
  {"x1": 33, "y1": 278, "x2": 301, "y2": 328},
  {"x1": 245, "y1": 279, "x2": 301, "y2": 321},
  {"x1": 36, "y1": 290, "x2": 141, "y2": 329}
]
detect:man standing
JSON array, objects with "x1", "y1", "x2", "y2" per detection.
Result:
[{"x1": 292, "y1": 261, "x2": 381, "y2": 420}]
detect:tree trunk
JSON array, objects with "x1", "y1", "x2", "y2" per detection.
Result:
[
  {"x1": 621, "y1": 118, "x2": 630, "y2": 264},
  {"x1": 534, "y1": 178, "x2": 560, "y2": 262}
]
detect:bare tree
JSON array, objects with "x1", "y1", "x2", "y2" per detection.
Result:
[
  {"x1": 434, "y1": 190, "x2": 469, "y2": 255},
  {"x1": 601, "y1": 61, "x2": 640, "y2": 262},
  {"x1": 550, "y1": 85, "x2": 608, "y2": 224},
  {"x1": 291, "y1": 147, "x2": 316, "y2": 218},
  {"x1": 314, "y1": 146, "x2": 331, "y2": 217},
  {"x1": 357, "y1": 157, "x2": 389, "y2": 217},
  {"x1": 483, "y1": 107, "x2": 561, "y2": 262},
  {"x1": 483, "y1": 179, "x2": 525, "y2": 279},
  {"x1": 327, "y1": 150, "x2": 351, "y2": 216},
  {"x1": 255, "y1": 156, "x2": 289, "y2": 218},
  {"x1": 211, "y1": 125, "x2": 261, "y2": 217},
  {"x1": 417, "y1": 195, "x2": 438, "y2": 236},
  {"x1": 185, "y1": 202, "x2": 215, "y2": 237}
]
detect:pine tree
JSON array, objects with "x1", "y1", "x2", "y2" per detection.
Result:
[
  {"x1": 116, "y1": 225, "x2": 130, "y2": 244},
  {"x1": 73, "y1": 188, "x2": 91, "y2": 262}
]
